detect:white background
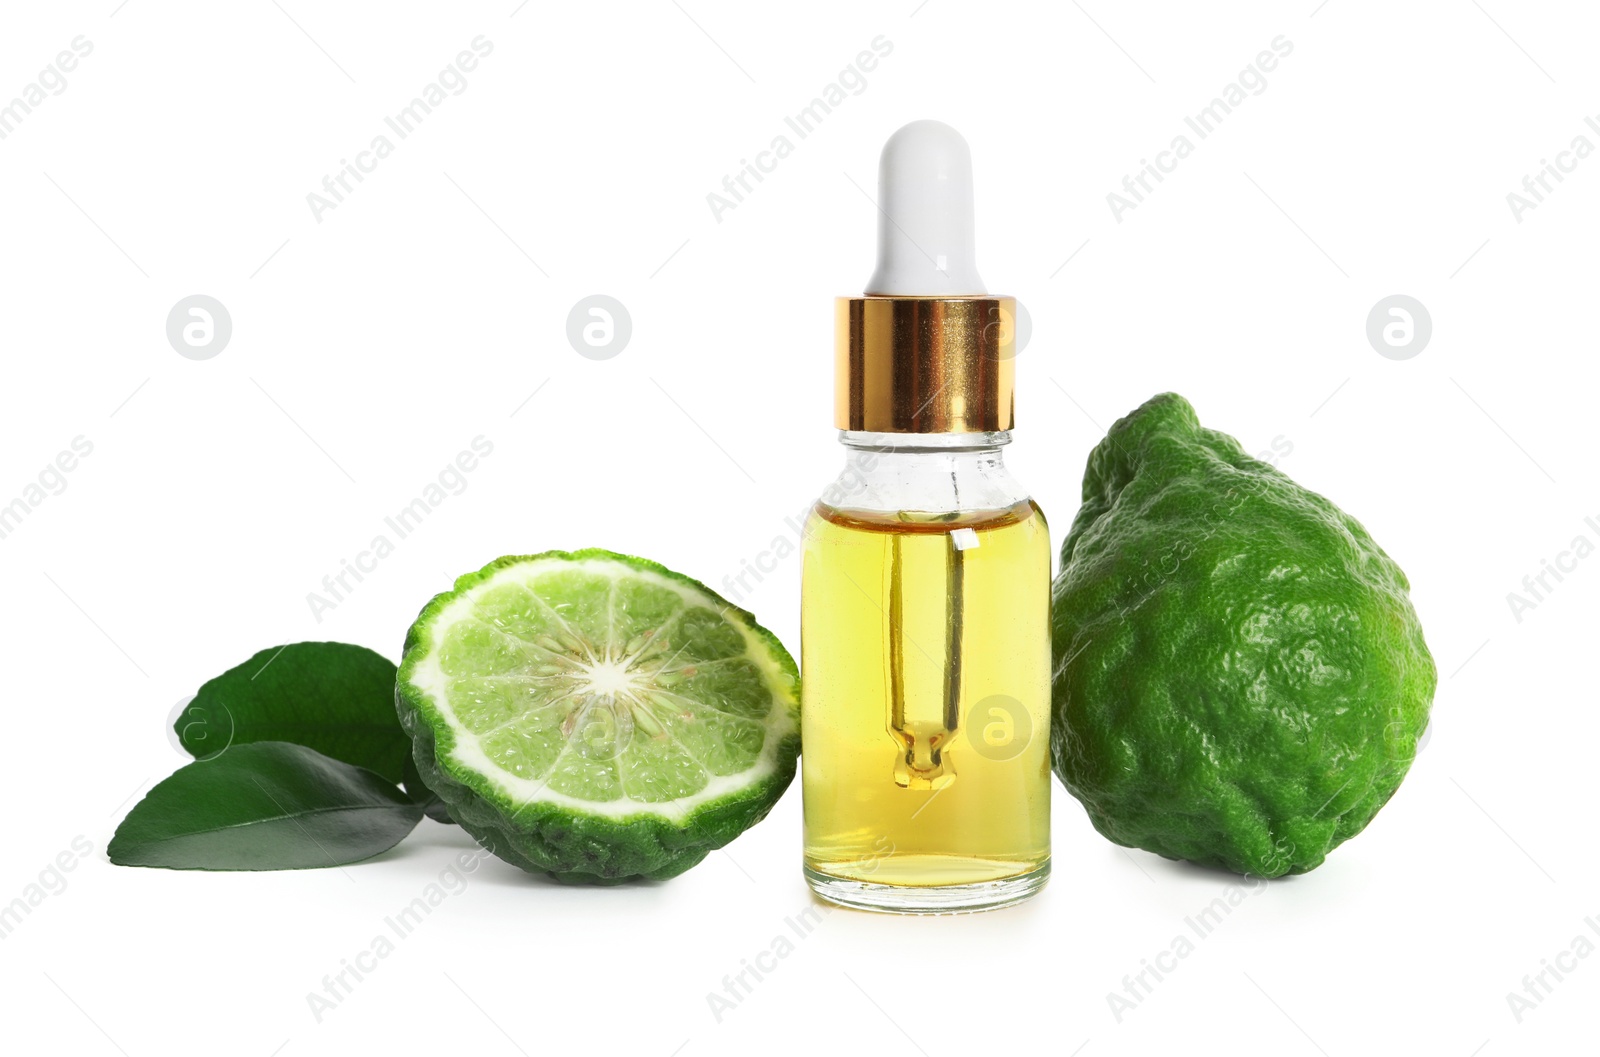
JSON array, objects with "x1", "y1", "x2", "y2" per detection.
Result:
[{"x1": 2, "y1": 1, "x2": 1596, "y2": 1053}]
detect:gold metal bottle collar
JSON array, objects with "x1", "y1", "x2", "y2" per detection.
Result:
[{"x1": 835, "y1": 296, "x2": 1017, "y2": 433}]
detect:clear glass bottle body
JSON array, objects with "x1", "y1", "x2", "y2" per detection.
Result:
[{"x1": 800, "y1": 431, "x2": 1051, "y2": 913}]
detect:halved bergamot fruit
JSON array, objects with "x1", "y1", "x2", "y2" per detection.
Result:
[{"x1": 396, "y1": 550, "x2": 800, "y2": 884}]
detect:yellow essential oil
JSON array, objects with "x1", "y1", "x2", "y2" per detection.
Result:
[{"x1": 801, "y1": 499, "x2": 1052, "y2": 905}]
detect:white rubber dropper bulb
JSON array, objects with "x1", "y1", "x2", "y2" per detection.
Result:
[{"x1": 864, "y1": 120, "x2": 987, "y2": 296}]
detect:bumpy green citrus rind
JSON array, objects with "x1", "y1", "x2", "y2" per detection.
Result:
[
  {"x1": 397, "y1": 549, "x2": 800, "y2": 884},
  {"x1": 1051, "y1": 394, "x2": 1436, "y2": 877}
]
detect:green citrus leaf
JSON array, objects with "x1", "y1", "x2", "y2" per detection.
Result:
[
  {"x1": 109, "y1": 742, "x2": 423, "y2": 870},
  {"x1": 176, "y1": 642, "x2": 409, "y2": 783}
]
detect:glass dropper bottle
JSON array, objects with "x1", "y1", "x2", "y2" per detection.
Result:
[{"x1": 800, "y1": 120, "x2": 1052, "y2": 913}]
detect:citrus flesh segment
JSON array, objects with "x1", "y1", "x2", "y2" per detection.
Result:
[{"x1": 397, "y1": 550, "x2": 800, "y2": 883}]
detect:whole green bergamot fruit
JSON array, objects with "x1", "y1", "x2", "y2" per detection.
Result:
[{"x1": 1051, "y1": 393, "x2": 1435, "y2": 877}]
